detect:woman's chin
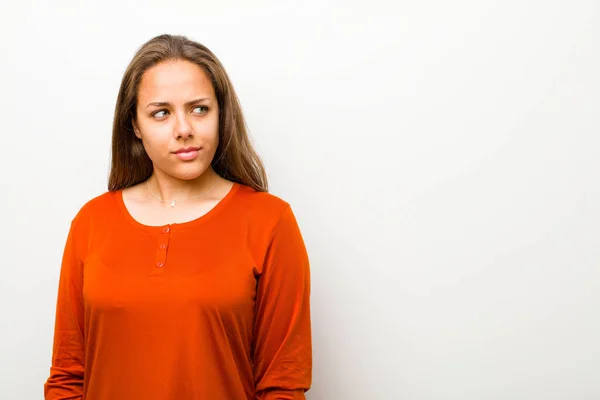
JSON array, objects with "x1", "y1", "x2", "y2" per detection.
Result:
[{"x1": 168, "y1": 164, "x2": 212, "y2": 181}]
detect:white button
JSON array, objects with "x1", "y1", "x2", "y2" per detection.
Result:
[
  {"x1": 159, "y1": 244, "x2": 167, "y2": 250},
  {"x1": 156, "y1": 262, "x2": 164, "y2": 268},
  {"x1": 162, "y1": 227, "x2": 170, "y2": 233}
]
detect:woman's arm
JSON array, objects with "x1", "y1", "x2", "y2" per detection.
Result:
[
  {"x1": 253, "y1": 205, "x2": 312, "y2": 400},
  {"x1": 44, "y1": 216, "x2": 86, "y2": 399}
]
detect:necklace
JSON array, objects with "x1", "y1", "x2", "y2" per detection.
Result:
[{"x1": 146, "y1": 176, "x2": 220, "y2": 208}]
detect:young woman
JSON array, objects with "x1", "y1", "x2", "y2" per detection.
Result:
[{"x1": 44, "y1": 34, "x2": 312, "y2": 400}]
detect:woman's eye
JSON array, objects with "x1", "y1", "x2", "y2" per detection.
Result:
[{"x1": 151, "y1": 107, "x2": 206, "y2": 119}]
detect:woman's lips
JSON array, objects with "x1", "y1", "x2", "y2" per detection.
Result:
[{"x1": 174, "y1": 148, "x2": 200, "y2": 161}]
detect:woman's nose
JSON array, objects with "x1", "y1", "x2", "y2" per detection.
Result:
[{"x1": 175, "y1": 114, "x2": 193, "y2": 139}]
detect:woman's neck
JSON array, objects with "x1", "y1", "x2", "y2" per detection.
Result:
[{"x1": 147, "y1": 168, "x2": 221, "y2": 203}]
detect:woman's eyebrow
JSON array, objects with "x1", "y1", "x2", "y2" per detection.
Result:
[{"x1": 146, "y1": 97, "x2": 210, "y2": 108}]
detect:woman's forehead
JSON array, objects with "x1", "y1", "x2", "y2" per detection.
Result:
[{"x1": 138, "y1": 60, "x2": 215, "y2": 102}]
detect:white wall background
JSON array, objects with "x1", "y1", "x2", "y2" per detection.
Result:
[{"x1": 1, "y1": 1, "x2": 599, "y2": 399}]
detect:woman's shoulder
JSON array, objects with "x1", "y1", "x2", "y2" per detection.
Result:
[
  {"x1": 233, "y1": 183, "x2": 302, "y2": 242},
  {"x1": 70, "y1": 190, "x2": 120, "y2": 226},
  {"x1": 234, "y1": 183, "x2": 292, "y2": 216}
]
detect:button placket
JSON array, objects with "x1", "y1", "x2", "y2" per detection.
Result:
[{"x1": 151, "y1": 224, "x2": 171, "y2": 275}]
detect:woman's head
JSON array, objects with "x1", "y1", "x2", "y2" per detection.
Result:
[{"x1": 108, "y1": 34, "x2": 267, "y2": 192}]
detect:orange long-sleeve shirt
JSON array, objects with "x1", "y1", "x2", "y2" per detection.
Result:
[{"x1": 44, "y1": 182, "x2": 312, "y2": 399}]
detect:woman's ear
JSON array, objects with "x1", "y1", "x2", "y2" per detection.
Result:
[{"x1": 132, "y1": 119, "x2": 141, "y2": 139}]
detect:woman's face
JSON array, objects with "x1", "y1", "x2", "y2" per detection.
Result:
[{"x1": 133, "y1": 59, "x2": 219, "y2": 181}]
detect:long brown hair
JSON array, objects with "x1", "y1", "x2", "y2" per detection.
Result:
[{"x1": 108, "y1": 34, "x2": 268, "y2": 192}]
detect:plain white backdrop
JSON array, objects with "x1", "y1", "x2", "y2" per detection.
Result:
[{"x1": 1, "y1": 1, "x2": 599, "y2": 399}]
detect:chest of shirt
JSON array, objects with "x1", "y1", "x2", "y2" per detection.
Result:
[{"x1": 80, "y1": 225, "x2": 258, "y2": 317}]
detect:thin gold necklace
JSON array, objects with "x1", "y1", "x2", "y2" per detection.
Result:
[{"x1": 146, "y1": 176, "x2": 220, "y2": 208}]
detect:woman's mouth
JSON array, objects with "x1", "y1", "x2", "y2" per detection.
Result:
[{"x1": 173, "y1": 147, "x2": 201, "y2": 161}]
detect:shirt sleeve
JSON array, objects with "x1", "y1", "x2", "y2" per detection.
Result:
[
  {"x1": 44, "y1": 216, "x2": 86, "y2": 399},
  {"x1": 253, "y1": 205, "x2": 312, "y2": 400}
]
